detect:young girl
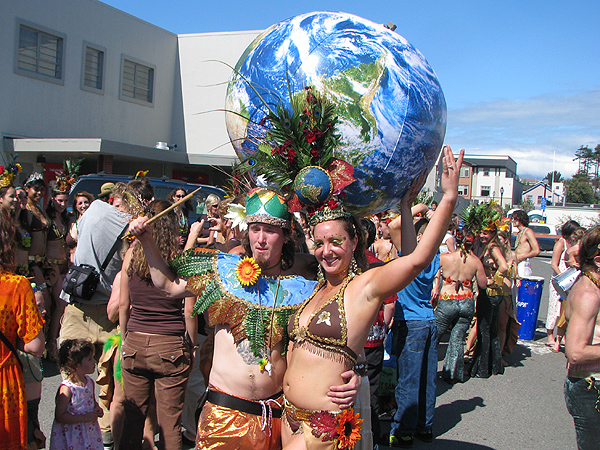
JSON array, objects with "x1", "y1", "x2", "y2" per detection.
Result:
[{"x1": 50, "y1": 339, "x2": 104, "y2": 450}]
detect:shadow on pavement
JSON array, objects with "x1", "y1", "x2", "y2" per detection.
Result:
[
  {"x1": 433, "y1": 397, "x2": 486, "y2": 436},
  {"x1": 504, "y1": 343, "x2": 531, "y2": 367},
  {"x1": 424, "y1": 438, "x2": 496, "y2": 449}
]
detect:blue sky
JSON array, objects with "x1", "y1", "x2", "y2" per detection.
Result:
[{"x1": 103, "y1": 0, "x2": 600, "y2": 180}]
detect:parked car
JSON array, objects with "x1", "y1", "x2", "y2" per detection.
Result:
[
  {"x1": 510, "y1": 223, "x2": 560, "y2": 252},
  {"x1": 69, "y1": 173, "x2": 226, "y2": 223}
]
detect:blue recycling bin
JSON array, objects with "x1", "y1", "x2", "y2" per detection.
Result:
[{"x1": 516, "y1": 276, "x2": 545, "y2": 340}]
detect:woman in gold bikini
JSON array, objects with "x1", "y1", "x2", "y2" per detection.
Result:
[{"x1": 281, "y1": 146, "x2": 462, "y2": 450}]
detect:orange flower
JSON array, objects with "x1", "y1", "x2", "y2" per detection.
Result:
[
  {"x1": 236, "y1": 257, "x2": 261, "y2": 286},
  {"x1": 335, "y1": 409, "x2": 363, "y2": 449}
]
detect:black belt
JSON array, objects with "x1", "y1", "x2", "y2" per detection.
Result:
[{"x1": 207, "y1": 389, "x2": 283, "y2": 418}]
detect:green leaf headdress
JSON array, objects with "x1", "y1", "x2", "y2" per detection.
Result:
[{"x1": 236, "y1": 86, "x2": 356, "y2": 225}]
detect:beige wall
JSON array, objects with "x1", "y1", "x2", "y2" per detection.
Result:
[
  {"x1": 176, "y1": 30, "x2": 260, "y2": 165},
  {"x1": 0, "y1": 0, "x2": 177, "y2": 149}
]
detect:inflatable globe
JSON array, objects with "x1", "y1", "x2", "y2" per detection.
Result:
[{"x1": 225, "y1": 11, "x2": 446, "y2": 216}]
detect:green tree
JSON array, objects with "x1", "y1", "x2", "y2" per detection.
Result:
[
  {"x1": 544, "y1": 171, "x2": 563, "y2": 184},
  {"x1": 519, "y1": 197, "x2": 535, "y2": 213},
  {"x1": 565, "y1": 173, "x2": 598, "y2": 204},
  {"x1": 574, "y1": 145, "x2": 593, "y2": 176}
]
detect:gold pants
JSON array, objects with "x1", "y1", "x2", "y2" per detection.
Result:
[{"x1": 196, "y1": 398, "x2": 282, "y2": 450}]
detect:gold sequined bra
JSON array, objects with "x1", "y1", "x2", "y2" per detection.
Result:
[{"x1": 288, "y1": 277, "x2": 357, "y2": 367}]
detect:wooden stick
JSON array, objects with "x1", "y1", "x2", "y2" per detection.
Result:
[{"x1": 122, "y1": 186, "x2": 204, "y2": 239}]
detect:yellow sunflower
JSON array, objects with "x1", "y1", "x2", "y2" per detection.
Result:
[
  {"x1": 236, "y1": 257, "x2": 261, "y2": 286},
  {"x1": 335, "y1": 409, "x2": 363, "y2": 449}
]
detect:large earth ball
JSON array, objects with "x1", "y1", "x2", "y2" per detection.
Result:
[{"x1": 225, "y1": 11, "x2": 446, "y2": 216}]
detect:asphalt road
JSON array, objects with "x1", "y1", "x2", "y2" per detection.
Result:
[{"x1": 37, "y1": 253, "x2": 576, "y2": 449}]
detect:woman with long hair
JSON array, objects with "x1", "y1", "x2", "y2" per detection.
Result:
[
  {"x1": 45, "y1": 184, "x2": 71, "y2": 360},
  {"x1": 435, "y1": 229, "x2": 487, "y2": 383},
  {"x1": 281, "y1": 147, "x2": 462, "y2": 449},
  {"x1": 22, "y1": 174, "x2": 51, "y2": 325},
  {"x1": 67, "y1": 191, "x2": 94, "y2": 255},
  {"x1": 563, "y1": 226, "x2": 600, "y2": 450},
  {"x1": 169, "y1": 188, "x2": 191, "y2": 247},
  {"x1": 119, "y1": 200, "x2": 194, "y2": 450},
  {"x1": 0, "y1": 206, "x2": 45, "y2": 450},
  {"x1": 470, "y1": 214, "x2": 509, "y2": 378}
]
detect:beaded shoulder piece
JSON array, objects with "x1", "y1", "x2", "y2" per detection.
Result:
[{"x1": 170, "y1": 248, "x2": 318, "y2": 356}]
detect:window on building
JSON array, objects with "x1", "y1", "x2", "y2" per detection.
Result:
[
  {"x1": 537, "y1": 195, "x2": 542, "y2": 204},
  {"x1": 15, "y1": 21, "x2": 65, "y2": 84},
  {"x1": 120, "y1": 57, "x2": 154, "y2": 105},
  {"x1": 481, "y1": 186, "x2": 491, "y2": 197},
  {"x1": 483, "y1": 168, "x2": 490, "y2": 176},
  {"x1": 459, "y1": 167, "x2": 470, "y2": 177},
  {"x1": 458, "y1": 185, "x2": 469, "y2": 196},
  {"x1": 82, "y1": 44, "x2": 105, "y2": 92}
]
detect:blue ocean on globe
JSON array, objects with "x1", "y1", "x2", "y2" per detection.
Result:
[{"x1": 225, "y1": 11, "x2": 446, "y2": 216}]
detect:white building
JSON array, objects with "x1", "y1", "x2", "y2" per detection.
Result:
[
  {"x1": 1, "y1": 0, "x2": 258, "y2": 185},
  {"x1": 465, "y1": 155, "x2": 523, "y2": 208}
]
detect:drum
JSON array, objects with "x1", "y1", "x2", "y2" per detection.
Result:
[{"x1": 516, "y1": 276, "x2": 545, "y2": 340}]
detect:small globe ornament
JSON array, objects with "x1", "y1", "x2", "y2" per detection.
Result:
[{"x1": 294, "y1": 166, "x2": 332, "y2": 206}]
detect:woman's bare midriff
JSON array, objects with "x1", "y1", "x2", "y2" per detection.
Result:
[{"x1": 284, "y1": 345, "x2": 350, "y2": 411}]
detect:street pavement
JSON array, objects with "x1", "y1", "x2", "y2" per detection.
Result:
[{"x1": 37, "y1": 253, "x2": 577, "y2": 449}]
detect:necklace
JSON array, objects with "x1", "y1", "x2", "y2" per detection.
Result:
[
  {"x1": 51, "y1": 217, "x2": 67, "y2": 240},
  {"x1": 257, "y1": 277, "x2": 282, "y2": 376}
]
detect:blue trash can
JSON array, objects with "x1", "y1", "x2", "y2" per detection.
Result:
[{"x1": 516, "y1": 276, "x2": 545, "y2": 340}]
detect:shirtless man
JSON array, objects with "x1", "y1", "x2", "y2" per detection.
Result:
[
  {"x1": 511, "y1": 210, "x2": 540, "y2": 278},
  {"x1": 127, "y1": 187, "x2": 357, "y2": 450},
  {"x1": 372, "y1": 209, "x2": 400, "y2": 262}
]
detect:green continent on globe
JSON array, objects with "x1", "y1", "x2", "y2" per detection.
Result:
[
  {"x1": 322, "y1": 53, "x2": 387, "y2": 147},
  {"x1": 296, "y1": 179, "x2": 324, "y2": 204}
]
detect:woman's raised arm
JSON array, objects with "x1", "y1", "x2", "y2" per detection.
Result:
[{"x1": 362, "y1": 146, "x2": 463, "y2": 303}]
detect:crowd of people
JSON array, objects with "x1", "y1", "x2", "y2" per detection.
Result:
[{"x1": 1, "y1": 99, "x2": 599, "y2": 450}]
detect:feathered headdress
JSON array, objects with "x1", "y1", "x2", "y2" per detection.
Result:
[
  {"x1": 236, "y1": 86, "x2": 355, "y2": 225},
  {"x1": 460, "y1": 201, "x2": 502, "y2": 234},
  {"x1": 54, "y1": 158, "x2": 83, "y2": 193},
  {"x1": 0, "y1": 155, "x2": 22, "y2": 188}
]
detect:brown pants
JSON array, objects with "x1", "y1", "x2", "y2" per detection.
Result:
[{"x1": 121, "y1": 331, "x2": 191, "y2": 450}]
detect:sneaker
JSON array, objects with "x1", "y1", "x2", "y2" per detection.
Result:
[
  {"x1": 389, "y1": 434, "x2": 414, "y2": 448},
  {"x1": 415, "y1": 429, "x2": 433, "y2": 442}
]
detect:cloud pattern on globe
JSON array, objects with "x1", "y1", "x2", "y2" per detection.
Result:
[{"x1": 225, "y1": 11, "x2": 446, "y2": 216}]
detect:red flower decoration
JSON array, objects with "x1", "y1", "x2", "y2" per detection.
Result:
[
  {"x1": 309, "y1": 411, "x2": 339, "y2": 442},
  {"x1": 311, "y1": 149, "x2": 320, "y2": 157}
]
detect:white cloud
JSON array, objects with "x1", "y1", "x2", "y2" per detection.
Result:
[{"x1": 445, "y1": 89, "x2": 600, "y2": 179}]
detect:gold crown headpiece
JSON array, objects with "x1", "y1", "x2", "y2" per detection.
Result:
[{"x1": 0, "y1": 155, "x2": 22, "y2": 188}]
